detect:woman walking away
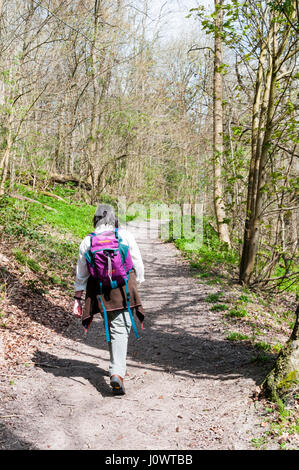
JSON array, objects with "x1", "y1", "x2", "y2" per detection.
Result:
[{"x1": 73, "y1": 204, "x2": 145, "y2": 395}]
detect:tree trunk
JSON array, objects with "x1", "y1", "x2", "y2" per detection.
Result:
[
  {"x1": 88, "y1": 0, "x2": 103, "y2": 204},
  {"x1": 213, "y1": 0, "x2": 231, "y2": 247},
  {"x1": 239, "y1": 13, "x2": 283, "y2": 285},
  {"x1": 50, "y1": 173, "x2": 91, "y2": 190},
  {"x1": 0, "y1": 119, "x2": 13, "y2": 195},
  {"x1": 261, "y1": 304, "x2": 299, "y2": 403}
]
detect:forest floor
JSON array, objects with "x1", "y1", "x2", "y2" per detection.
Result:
[{"x1": 0, "y1": 218, "x2": 298, "y2": 451}]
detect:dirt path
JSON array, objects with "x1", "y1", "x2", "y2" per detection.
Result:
[{"x1": 0, "y1": 219, "x2": 266, "y2": 450}]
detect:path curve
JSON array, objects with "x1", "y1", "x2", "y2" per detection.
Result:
[{"x1": 1, "y1": 219, "x2": 264, "y2": 450}]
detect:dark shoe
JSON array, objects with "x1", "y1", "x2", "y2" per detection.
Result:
[{"x1": 110, "y1": 374, "x2": 126, "y2": 395}]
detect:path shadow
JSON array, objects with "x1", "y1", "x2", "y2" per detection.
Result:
[
  {"x1": 127, "y1": 318, "x2": 275, "y2": 383},
  {"x1": 32, "y1": 350, "x2": 113, "y2": 397},
  {"x1": 0, "y1": 422, "x2": 38, "y2": 450},
  {"x1": 0, "y1": 264, "x2": 276, "y2": 386}
]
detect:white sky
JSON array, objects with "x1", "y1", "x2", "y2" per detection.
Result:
[{"x1": 147, "y1": 0, "x2": 213, "y2": 42}]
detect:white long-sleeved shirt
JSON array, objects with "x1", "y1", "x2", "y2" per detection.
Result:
[{"x1": 74, "y1": 224, "x2": 145, "y2": 292}]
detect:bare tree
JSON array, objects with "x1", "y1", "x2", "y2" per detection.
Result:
[
  {"x1": 213, "y1": 0, "x2": 231, "y2": 247},
  {"x1": 239, "y1": 1, "x2": 298, "y2": 285}
]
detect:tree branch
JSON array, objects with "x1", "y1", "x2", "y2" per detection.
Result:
[{"x1": 187, "y1": 45, "x2": 214, "y2": 55}]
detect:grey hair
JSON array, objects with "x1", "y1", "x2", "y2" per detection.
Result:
[{"x1": 93, "y1": 204, "x2": 118, "y2": 228}]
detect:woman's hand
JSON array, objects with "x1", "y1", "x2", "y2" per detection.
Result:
[{"x1": 73, "y1": 299, "x2": 82, "y2": 317}]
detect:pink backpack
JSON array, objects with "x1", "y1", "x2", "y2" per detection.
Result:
[{"x1": 84, "y1": 228, "x2": 139, "y2": 341}]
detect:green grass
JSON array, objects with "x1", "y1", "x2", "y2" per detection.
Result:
[
  {"x1": 210, "y1": 303, "x2": 229, "y2": 312},
  {"x1": 166, "y1": 216, "x2": 240, "y2": 278},
  {"x1": 251, "y1": 436, "x2": 267, "y2": 449},
  {"x1": 205, "y1": 276, "x2": 224, "y2": 285},
  {"x1": 272, "y1": 343, "x2": 283, "y2": 353},
  {"x1": 272, "y1": 264, "x2": 299, "y2": 294},
  {"x1": 205, "y1": 292, "x2": 224, "y2": 303},
  {"x1": 0, "y1": 185, "x2": 98, "y2": 290},
  {"x1": 250, "y1": 353, "x2": 271, "y2": 364},
  {"x1": 239, "y1": 294, "x2": 250, "y2": 303},
  {"x1": 166, "y1": 215, "x2": 298, "y2": 295},
  {"x1": 255, "y1": 341, "x2": 272, "y2": 352},
  {"x1": 14, "y1": 184, "x2": 96, "y2": 238},
  {"x1": 12, "y1": 249, "x2": 42, "y2": 273},
  {"x1": 226, "y1": 331, "x2": 249, "y2": 341},
  {"x1": 251, "y1": 400, "x2": 299, "y2": 450},
  {"x1": 227, "y1": 307, "x2": 247, "y2": 318},
  {"x1": 0, "y1": 192, "x2": 94, "y2": 241}
]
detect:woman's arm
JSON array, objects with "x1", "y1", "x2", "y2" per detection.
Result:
[{"x1": 74, "y1": 236, "x2": 90, "y2": 292}]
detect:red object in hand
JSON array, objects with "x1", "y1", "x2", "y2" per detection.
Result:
[{"x1": 73, "y1": 299, "x2": 82, "y2": 317}]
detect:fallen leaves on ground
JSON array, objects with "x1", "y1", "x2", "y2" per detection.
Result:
[{"x1": 0, "y1": 249, "x2": 74, "y2": 371}]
